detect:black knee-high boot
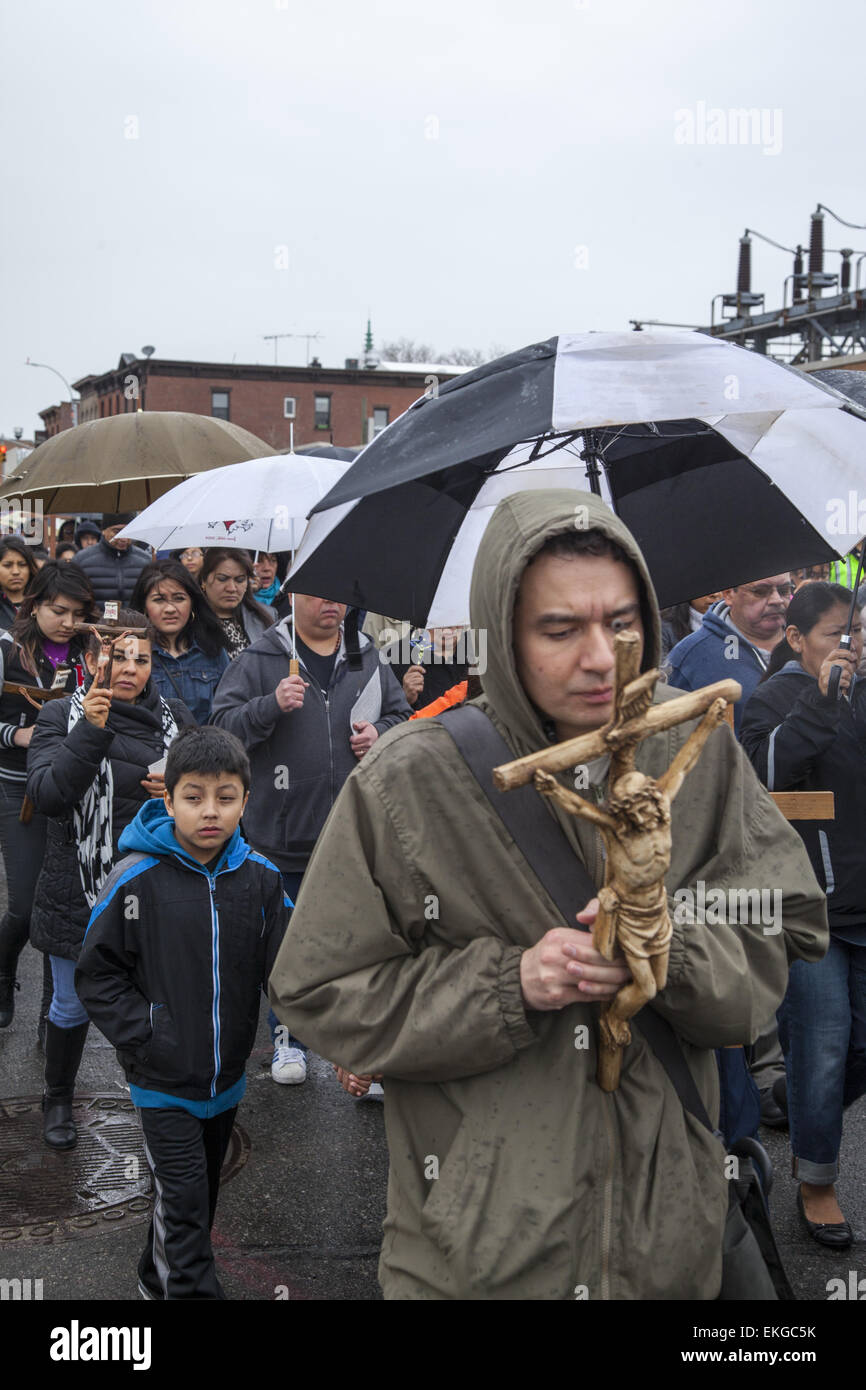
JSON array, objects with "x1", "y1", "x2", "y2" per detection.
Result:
[
  {"x1": 0, "y1": 912, "x2": 29, "y2": 1027},
  {"x1": 43, "y1": 1019, "x2": 89, "y2": 1149}
]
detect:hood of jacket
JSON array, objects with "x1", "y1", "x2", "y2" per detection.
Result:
[
  {"x1": 699, "y1": 600, "x2": 765, "y2": 653},
  {"x1": 469, "y1": 488, "x2": 661, "y2": 762},
  {"x1": 268, "y1": 613, "x2": 369, "y2": 664},
  {"x1": 118, "y1": 797, "x2": 249, "y2": 873}
]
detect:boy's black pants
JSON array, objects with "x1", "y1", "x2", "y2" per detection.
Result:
[{"x1": 137, "y1": 1104, "x2": 238, "y2": 1300}]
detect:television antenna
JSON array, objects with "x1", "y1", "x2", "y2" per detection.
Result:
[{"x1": 262, "y1": 333, "x2": 294, "y2": 366}]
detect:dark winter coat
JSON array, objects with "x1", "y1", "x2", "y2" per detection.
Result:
[
  {"x1": 27, "y1": 682, "x2": 193, "y2": 959},
  {"x1": 0, "y1": 595, "x2": 21, "y2": 632},
  {"x1": 75, "y1": 801, "x2": 290, "y2": 1112},
  {"x1": 73, "y1": 539, "x2": 150, "y2": 604},
  {"x1": 740, "y1": 662, "x2": 866, "y2": 940},
  {"x1": 0, "y1": 634, "x2": 87, "y2": 782},
  {"x1": 210, "y1": 615, "x2": 411, "y2": 872}
]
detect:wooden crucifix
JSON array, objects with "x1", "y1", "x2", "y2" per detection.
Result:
[
  {"x1": 493, "y1": 631, "x2": 741, "y2": 1092},
  {"x1": 73, "y1": 622, "x2": 148, "y2": 689}
]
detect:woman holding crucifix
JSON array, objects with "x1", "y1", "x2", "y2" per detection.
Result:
[{"x1": 27, "y1": 610, "x2": 194, "y2": 1149}]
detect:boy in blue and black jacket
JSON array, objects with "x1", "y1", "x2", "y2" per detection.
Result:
[{"x1": 75, "y1": 725, "x2": 291, "y2": 1300}]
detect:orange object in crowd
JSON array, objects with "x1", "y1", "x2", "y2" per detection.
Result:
[{"x1": 409, "y1": 681, "x2": 469, "y2": 720}]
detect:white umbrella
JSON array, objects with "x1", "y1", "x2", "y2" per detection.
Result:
[
  {"x1": 117, "y1": 453, "x2": 351, "y2": 553},
  {"x1": 119, "y1": 450, "x2": 353, "y2": 673}
]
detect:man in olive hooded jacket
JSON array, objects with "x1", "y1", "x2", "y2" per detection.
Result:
[{"x1": 269, "y1": 490, "x2": 827, "y2": 1300}]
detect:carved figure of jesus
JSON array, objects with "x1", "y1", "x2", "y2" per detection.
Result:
[{"x1": 535, "y1": 711, "x2": 724, "y2": 1090}]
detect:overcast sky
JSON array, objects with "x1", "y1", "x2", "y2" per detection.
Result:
[{"x1": 3, "y1": 0, "x2": 864, "y2": 436}]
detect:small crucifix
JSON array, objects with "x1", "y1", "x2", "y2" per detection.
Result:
[
  {"x1": 493, "y1": 631, "x2": 741, "y2": 1092},
  {"x1": 73, "y1": 622, "x2": 148, "y2": 689}
]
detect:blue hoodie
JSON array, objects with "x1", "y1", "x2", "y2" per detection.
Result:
[
  {"x1": 76, "y1": 800, "x2": 291, "y2": 1118},
  {"x1": 665, "y1": 601, "x2": 772, "y2": 735}
]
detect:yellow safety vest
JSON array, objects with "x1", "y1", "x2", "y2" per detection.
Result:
[{"x1": 830, "y1": 553, "x2": 860, "y2": 590}]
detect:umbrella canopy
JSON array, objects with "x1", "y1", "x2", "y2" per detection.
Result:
[
  {"x1": 0, "y1": 412, "x2": 276, "y2": 512},
  {"x1": 288, "y1": 331, "x2": 866, "y2": 622},
  {"x1": 808, "y1": 367, "x2": 866, "y2": 411},
  {"x1": 117, "y1": 452, "x2": 352, "y2": 552},
  {"x1": 289, "y1": 443, "x2": 364, "y2": 461}
]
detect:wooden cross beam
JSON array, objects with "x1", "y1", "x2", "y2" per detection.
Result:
[{"x1": 493, "y1": 632, "x2": 741, "y2": 792}]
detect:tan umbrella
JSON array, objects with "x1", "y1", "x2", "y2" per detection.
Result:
[{"x1": 0, "y1": 412, "x2": 276, "y2": 511}]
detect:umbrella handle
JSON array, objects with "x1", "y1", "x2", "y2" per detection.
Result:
[
  {"x1": 827, "y1": 633, "x2": 853, "y2": 701},
  {"x1": 289, "y1": 658, "x2": 299, "y2": 677}
]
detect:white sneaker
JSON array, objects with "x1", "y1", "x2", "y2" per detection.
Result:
[{"x1": 271, "y1": 1045, "x2": 307, "y2": 1084}]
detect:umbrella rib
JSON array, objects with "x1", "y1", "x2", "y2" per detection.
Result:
[{"x1": 496, "y1": 431, "x2": 583, "y2": 472}]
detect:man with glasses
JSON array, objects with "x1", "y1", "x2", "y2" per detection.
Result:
[
  {"x1": 666, "y1": 572, "x2": 794, "y2": 1134},
  {"x1": 666, "y1": 574, "x2": 794, "y2": 735}
]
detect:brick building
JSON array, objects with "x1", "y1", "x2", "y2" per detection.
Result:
[{"x1": 38, "y1": 354, "x2": 461, "y2": 450}]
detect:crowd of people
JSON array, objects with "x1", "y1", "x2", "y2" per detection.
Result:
[
  {"x1": 0, "y1": 500, "x2": 863, "y2": 1300},
  {"x1": 661, "y1": 552, "x2": 866, "y2": 1248}
]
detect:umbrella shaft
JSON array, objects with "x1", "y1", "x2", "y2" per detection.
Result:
[{"x1": 580, "y1": 431, "x2": 604, "y2": 496}]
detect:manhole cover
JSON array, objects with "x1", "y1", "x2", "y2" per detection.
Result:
[{"x1": 0, "y1": 1095, "x2": 250, "y2": 1246}]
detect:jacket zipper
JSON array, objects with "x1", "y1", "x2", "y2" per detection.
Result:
[
  {"x1": 325, "y1": 691, "x2": 335, "y2": 806},
  {"x1": 295, "y1": 649, "x2": 338, "y2": 809},
  {"x1": 186, "y1": 859, "x2": 234, "y2": 1098},
  {"x1": 207, "y1": 876, "x2": 221, "y2": 1098}
]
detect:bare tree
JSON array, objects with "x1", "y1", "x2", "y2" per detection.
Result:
[
  {"x1": 379, "y1": 338, "x2": 437, "y2": 363},
  {"x1": 380, "y1": 339, "x2": 508, "y2": 366}
]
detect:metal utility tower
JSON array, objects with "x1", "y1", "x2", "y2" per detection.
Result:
[{"x1": 633, "y1": 205, "x2": 866, "y2": 365}]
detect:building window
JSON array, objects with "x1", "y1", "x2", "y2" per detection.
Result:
[
  {"x1": 283, "y1": 397, "x2": 296, "y2": 419},
  {"x1": 211, "y1": 390, "x2": 230, "y2": 421},
  {"x1": 373, "y1": 406, "x2": 389, "y2": 436},
  {"x1": 314, "y1": 394, "x2": 331, "y2": 430}
]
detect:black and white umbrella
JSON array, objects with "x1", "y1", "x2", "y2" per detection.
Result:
[{"x1": 288, "y1": 331, "x2": 866, "y2": 623}]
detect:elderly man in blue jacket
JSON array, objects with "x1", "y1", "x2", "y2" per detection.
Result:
[
  {"x1": 666, "y1": 573, "x2": 794, "y2": 736},
  {"x1": 210, "y1": 593, "x2": 411, "y2": 1084}
]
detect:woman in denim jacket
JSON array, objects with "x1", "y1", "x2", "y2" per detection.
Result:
[{"x1": 131, "y1": 561, "x2": 229, "y2": 724}]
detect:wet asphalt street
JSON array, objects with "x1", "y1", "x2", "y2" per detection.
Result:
[{"x1": 0, "y1": 862, "x2": 864, "y2": 1305}]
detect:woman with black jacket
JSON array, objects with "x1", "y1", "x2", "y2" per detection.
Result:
[
  {"x1": 27, "y1": 609, "x2": 194, "y2": 1149},
  {"x1": 740, "y1": 581, "x2": 866, "y2": 1249},
  {"x1": 0, "y1": 563, "x2": 96, "y2": 1031}
]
